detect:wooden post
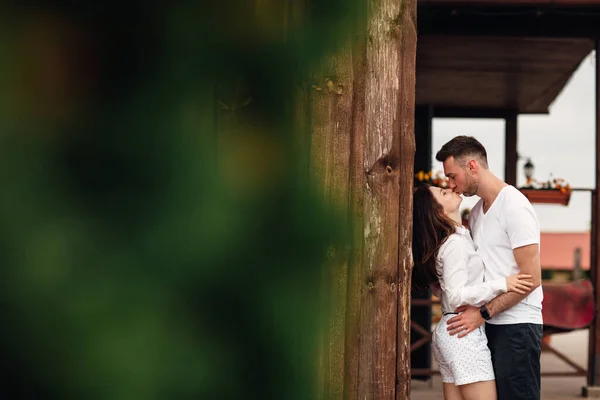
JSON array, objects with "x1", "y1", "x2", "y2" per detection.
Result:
[
  {"x1": 574, "y1": 248, "x2": 582, "y2": 281},
  {"x1": 395, "y1": 1, "x2": 418, "y2": 398},
  {"x1": 344, "y1": 28, "x2": 366, "y2": 400},
  {"x1": 586, "y1": 190, "x2": 599, "y2": 396},
  {"x1": 414, "y1": 105, "x2": 433, "y2": 172},
  {"x1": 308, "y1": 42, "x2": 356, "y2": 400},
  {"x1": 505, "y1": 112, "x2": 518, "y2": 186},
  {"x1": 584, "y1": 40, "x2": 600, "y2": 397},
  {"x1": 306, "y1": 1, "x2": 417, "y2": 398},
  {"x1": 411, "y1": 104, "x2": 433, "y2": 380},
  {"x1": 354, "y1": 0, "x2": 417, "y2": 398}
]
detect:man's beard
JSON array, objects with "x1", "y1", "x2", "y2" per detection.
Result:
[{"x1": 462, "y1": 178, "x2": 479, "y2": 197}]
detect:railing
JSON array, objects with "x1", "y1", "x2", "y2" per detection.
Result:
[{"x1": 410, "y1": 292, "x2": 591, "y2": 378}]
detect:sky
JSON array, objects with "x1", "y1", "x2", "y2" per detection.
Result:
[{"x1": 431, "y1": 51, "x2": 596, "y2": 233}]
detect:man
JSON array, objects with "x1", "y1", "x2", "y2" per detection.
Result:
[{"x1": 435, "y1": 136, "x2": 543, "y2": 400}]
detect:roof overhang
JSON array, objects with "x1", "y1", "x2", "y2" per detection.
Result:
[
  {"x1": 416, "y1": 1, "x2": 599, "y2": 115},
  {"x1": 416, "y1": 35, "x2": 593, "y2": 114}
]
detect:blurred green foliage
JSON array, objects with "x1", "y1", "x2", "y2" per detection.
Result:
[{"x1": 0, "y1": 1, "x2": 358, "y2": 398}]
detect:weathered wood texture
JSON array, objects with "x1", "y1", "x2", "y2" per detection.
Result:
[
  {"x1": 307, "y1": 1, "x2": 417, "y2": 399},
  {"x1": 310, "y1": 42, "x2": 355, "y2": 400},
  {"x1": 359, "y1": 0, "x2": 416, "y2": 398},
  {"x1": 393, "y1": 1, "x2": 417, "y2": 398},
  {"x1": 344, "y1": 25, "x2": 367, "y2": 400}
]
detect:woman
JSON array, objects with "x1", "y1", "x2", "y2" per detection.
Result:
[{"x1": 412, "y1": 185, "x2": 533, "y2": 400}]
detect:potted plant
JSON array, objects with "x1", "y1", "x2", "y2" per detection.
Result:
[{"x1": 519, "y1": 177, "x2": 571, "y2": 206}]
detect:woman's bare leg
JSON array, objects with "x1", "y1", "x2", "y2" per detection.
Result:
[
  {"x1": 442, "y1": 383, "x2": 464, "y2": 400},
  {"x1": 458, "y1": 380, "x2": 497, "y2": 400}
]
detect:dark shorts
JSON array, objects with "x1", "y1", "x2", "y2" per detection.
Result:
[{"x1": 485, "y1": 323, "x2": 543, "y2": 400}]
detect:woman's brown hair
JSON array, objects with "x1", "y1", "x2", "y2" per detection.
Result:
[{"x1": 412, "y1": 185, "x2": 457, "y2": 292}]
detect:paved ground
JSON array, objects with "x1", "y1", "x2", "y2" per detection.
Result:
[{"x1": 411, "y1": 329, "x2": 589, "y2": 399}]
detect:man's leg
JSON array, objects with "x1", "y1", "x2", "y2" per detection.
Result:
[{"x1": 486, "y1": 323, "x2": 543, "y2": 400}]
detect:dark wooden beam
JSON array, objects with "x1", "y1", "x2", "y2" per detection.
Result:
[
  {"x1": 585, "y1": 189, "x2": 600, "y2": 397},
  {"x1": 411, "y1": 104, "x2": 433, "y2": 381},
  {"x1": 418, "y1": 5, "x2": 600, "y2": 38},
  {"x1": 432, "y1": 107, "x2": 525, "y2": 119},
  {"x1": 585, "y1": 38, "x2": 600, "y2": 394},
  {"x1": 589, "y1": 190, "x2": 599, "y2": 388},
  {"x1": 505, "y1": 113, "x2": 518, "y2": 186},
  {"x1": 414, "y1": 105, "x2": 433, "y2": 171}
]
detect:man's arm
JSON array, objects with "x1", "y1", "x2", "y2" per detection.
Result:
[
  {"x1": 486, "y1": 243, "x2": 541, "y2": 317},
  {"x1": 446, "y1": 243, "x2": 540, "y2": 337}
]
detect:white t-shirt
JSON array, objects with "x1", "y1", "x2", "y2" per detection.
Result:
[
  {"x1": 469, "y1": 185, "x2": 543, "y2": 325},
  {"x1": 436, "y1": 226, "x2": 508, "y2": 314}
]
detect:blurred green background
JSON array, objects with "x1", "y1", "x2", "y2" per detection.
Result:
[{"x1": 0, "y1": 1, "x2": 358, "y2": 398}]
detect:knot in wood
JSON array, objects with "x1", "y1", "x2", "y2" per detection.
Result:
[
  {"x1": 367, "y1": 281, "x2": 374, "y2": 290},
  {"x1": 366, "y1": 157, "x2": 397, "y2": 177},
  {"x1": 390, "y1": 283, "x2": 396, "y2": 292}
]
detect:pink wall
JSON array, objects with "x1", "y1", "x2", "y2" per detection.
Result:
[{"x1": 540, "y1": 232, "x2": 590, "y2": 270}]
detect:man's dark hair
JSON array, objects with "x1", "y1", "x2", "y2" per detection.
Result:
[{"x1": 435, "y1": 135, "x2": 488, "y2": 168}]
